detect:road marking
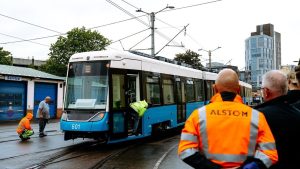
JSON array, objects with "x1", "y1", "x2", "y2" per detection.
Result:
[{"x1": 153, "y1": 144, "x2": 177, "y2": 169}]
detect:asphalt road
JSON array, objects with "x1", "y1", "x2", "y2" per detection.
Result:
[{"x1": 0, "y1": 130, "x2": 192, "y2": 169}]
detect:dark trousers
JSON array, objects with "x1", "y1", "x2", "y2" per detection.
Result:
[
  {"x1": 129, "y1": 110, "x2": 140, "y2": 133},
  {"x1": 39, "y1": 118, "x2": 48, "y2": 134}
]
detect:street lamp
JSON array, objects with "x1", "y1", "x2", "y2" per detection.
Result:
[
  {"x1": 198, "y1": 46, "x2": 221, "y2": 71},
  {"x1": 136, "y1": 5, "x2": 175, "y2": 57},
  {"x1": 293, "y1": 58, "x2": 300, "y2": 65}
]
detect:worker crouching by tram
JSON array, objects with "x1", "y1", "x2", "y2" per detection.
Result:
[
  {"x1": 129, "y1": 100, "x2": 148, "y2": 135},
  {"x1": 16, "y1": 113, "x2": 34, "y2": 141},
  {"x1": 178, "y1": 69, "x2": 278, "y2": 169}
]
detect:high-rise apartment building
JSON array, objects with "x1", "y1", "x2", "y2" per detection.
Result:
[{"x1": 245, "y1": 23, "x2": 281, "y2": 90}]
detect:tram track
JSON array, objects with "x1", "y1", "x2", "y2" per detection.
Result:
[
  {"x1": 2, "y1": 130, "x2": 180, "y2": 169},
  {"x1": 0, "y1": 132, "x2": 62, "y2": 144},
  {"x1": 93, "y1": 135, "x2": 180, "y2": 169},
  {"x1": 24, "y1": 141, "x2": 101, "y2": 169},
  {"x1": 88, "y1": 144, "x2": 137, "y2": 169}
]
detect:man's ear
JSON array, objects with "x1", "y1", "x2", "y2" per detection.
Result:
[{"x1": 265, "y1": 88, "x2": 271, "y2": 98}]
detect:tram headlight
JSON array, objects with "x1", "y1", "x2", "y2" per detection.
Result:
[
  {"x1": 61, "y1": 111, "x2": 68, "y2": 121},
  {"x1": 90, "y1": 112, "x2": 105, "y2": 122}
]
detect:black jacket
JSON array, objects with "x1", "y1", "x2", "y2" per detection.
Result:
[
  {"x1": 286, "y1": 90, "x2": 300, "y2": 109},
  {"x1": 255, "y1": 95, "x2": 300, "y2": 169}
]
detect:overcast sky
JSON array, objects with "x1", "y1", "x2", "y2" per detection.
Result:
[{"x1": 1, "y1": 0, "x2": 299, "y2": 69}]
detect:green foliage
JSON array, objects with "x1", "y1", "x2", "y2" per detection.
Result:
[
  {"x1": 0, "y1": 47, "x2": 13, "y2": 65},
  {"x1": 41, "y1": 27, "x2": 111, "y2": 76},
  {"x1": 174, "y1": 49, "x2": 203, "y2": 70},
  {"x1": 40, "y1": 59, "x2": 67, "y2": 77}
]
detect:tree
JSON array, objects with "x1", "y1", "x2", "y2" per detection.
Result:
[
  {"x1": 174, "y1": 49, "x2": 203, "y2": 70},
  {"x1": 0, "y1": 47, "x2": 13, "y2": 65},
  {"x1": 41, "y1": 27, "x2": 111, "y2": 76}
]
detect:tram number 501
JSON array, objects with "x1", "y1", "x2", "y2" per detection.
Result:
[{"x1": 71, "y1": 124, "x2": 80, "y2": 130}]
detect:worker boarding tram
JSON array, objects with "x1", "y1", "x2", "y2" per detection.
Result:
[{"x1": 60, "y1": 50, "x2": 252, "y2": 143}]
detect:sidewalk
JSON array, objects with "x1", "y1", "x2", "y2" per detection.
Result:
[{"x1": 0, "y1": 119, "x2": 61, "y2": 142}]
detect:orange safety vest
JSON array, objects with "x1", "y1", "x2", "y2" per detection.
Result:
[
  {"x1": 178, "y1": 93, "x2": 278, "y2": 168},
  {"x1": 16, "y1": 113, "x2": 33, "y2": 134}
]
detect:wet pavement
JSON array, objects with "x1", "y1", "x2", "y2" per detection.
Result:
[
  {"x1": 0, "y1": 119, "x2": 61, "y2": 143},
  {"x1": 0, "y1": 120, "x2": 192, "y2": 169}
]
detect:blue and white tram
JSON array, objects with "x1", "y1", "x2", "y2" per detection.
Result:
[{"x1": 60, "y1": 50, "x2": 251, "y2": 143}]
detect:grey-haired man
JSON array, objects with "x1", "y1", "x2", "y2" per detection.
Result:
[{"x1": 36, "y1": 96, "x2": 51, "y2": 137}]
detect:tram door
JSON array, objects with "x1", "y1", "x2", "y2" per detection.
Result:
[
  {"x1": 126, "y1": 74, "x2": 140, "y2": 133},
  {"x1": 176, "y1": 78, "x2": 186, "y2": 123},
  {"x1": 110, "y1": 72, "x2": 139, "y2": 138}
]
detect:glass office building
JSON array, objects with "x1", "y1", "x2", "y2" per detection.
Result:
[{"x1": 245, "y1": 24, "x2": 281, "y2": 90}]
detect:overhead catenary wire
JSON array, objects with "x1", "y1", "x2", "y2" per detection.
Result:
[
  {"x1": 119, "y1": 0, "x2": 139, "y2": 10},
  {"x1": 106, "y1": 0, "x2": 181, "y2": 46},
  {"x1": 0, "y1": 0, "x2": 222, "y2": 47},
  {"x1": 155, "y1": 18, "x2": 208, "y2": 61},
  {"x1": 129, "y1": 34, "x2": 151, "y2": 50},
  {"x1": 155, "y1": 24, "x2": 189, "y2": 56},
  {"x1": 0, "y1": 14, "x2": 146, "y2": 45},
  {"x1": 161, "y1": 0, "x2": 223, "y2": 13},
  {"x1": 111, "y1": 28, "x2": 150, "y2": 44},
  {"x1": 0, "y1": 34, "x2": 61, "y2": 45},
  {"x1": 0, "y1": 32, "x2": 49, "y2": 47},
  {"x1": 156, "y1": 17, "x2": 204, "y2": 48},
  {"x1": 106, "y1": 0, "x2": 149, "y2": 27},
  {"x1": 0, "y1": 13, "x2": 62, "y2": 34}
]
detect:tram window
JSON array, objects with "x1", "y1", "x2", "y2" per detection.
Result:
[
  {"x1": 146, "y1": 77, "x2": 161, "y2": 105},
  {"x1": 0, "y1": 101, "x2": 7, "y2": 106},
  {"x1": 15, "y1": 93, "x2": 22, "y2": 100},
  {"x1": 112, "y1": 74, "x2": 126, "y2": 109},
  {"x1": 206, "y1": 81, "x2": 213, "y2": 99},
  {"x1": 14, "y1": 100, "x2": 22, "y2": 106},
  {"x1": 195, "y1": 80, "x2": 204, "y2": 101},
  {"x1": 7, "y1": 93, "x2": 14, "y2": 99},
  {"x1": 162, "y1": 79, "x2": 175, "y2": 104},
  {"x1": 0, "y1": 93, "x2": 5, "y2": 100},
  {"x1": 186, "y1": 80, "x2": 195, "y2": 102}
]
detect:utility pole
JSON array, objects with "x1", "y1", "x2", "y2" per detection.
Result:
[
  {"x1": 208, "y1": 50, "x2": 212, "y2": 71},
  {"x1": 199, "y1": 47, "x2": 221, "y2": 71},
  {"x1": 150, "y1": 12, "x2": 155, "y2": 57},
  {"x1": 136, "y1": 5, "x2": 174, "y2": 57}
]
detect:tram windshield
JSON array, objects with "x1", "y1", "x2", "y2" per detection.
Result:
[{"x1": 65, "y1": 61, "x2": 109, "y2": 109}]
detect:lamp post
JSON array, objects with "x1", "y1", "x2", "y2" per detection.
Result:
[
  {"x1": 136, "y1": 5, "x2": 175, "y2": 57},
  {"x1": 293, "y1": 58, "x2": 300, "y2": 65},
  {"x1": 198, "y1": 46, "x2": 221, "y2": 71}
]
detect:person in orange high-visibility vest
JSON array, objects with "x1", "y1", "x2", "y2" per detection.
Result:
[
  {"x1": 178, "y1": 69, "x2": 278, "y2": 169},
  {"x1": 16, "y1": 113, "x2": 34, "y2": 141}
]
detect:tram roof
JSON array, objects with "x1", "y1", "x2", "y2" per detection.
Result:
[
  {"x1": 0, "y1": 64, "x2": 65, "y2": 81},
  {"x1": 70, "y1": 50, "x2": 205, "y2": 79}
]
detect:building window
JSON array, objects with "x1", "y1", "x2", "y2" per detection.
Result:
[
  {"x1": 259, "y1": 59, "x2": 265, "y2": 69},
  {"x1": 258, "y1": 37, "x2": 264, "y2": 47},
  {"x1": 251, "y1": 38, "x2": 257, "y2": 48},
  {"x1": 162, "y1": 79, "x2": 175, "y2": 104},
  {"x1": 146, "y1": 76, "x2": 161, "y2": 105}
]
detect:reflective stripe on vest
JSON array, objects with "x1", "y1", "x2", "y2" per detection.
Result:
[
  {"x1": 258, "y1": 142, "x2": 276, "y2": 151},
  {"x1": 207, "y1": 154, "x2": 247, "y2": 163},
  {"x1": 255, "y1": 150, "x2": 273, "y2": 167},
  {"x1": 198, "y1": 107, "x2": 260, "y2": 162},
  {"x1": 179, "y1": 148, "x2": 199, "y2": 160},
  {"x1": 180, "y1": 133, "x2": 198, "y2": 143},
  {"x1": 248, "y1": 109, "x2": 259, "y2": 155}
]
